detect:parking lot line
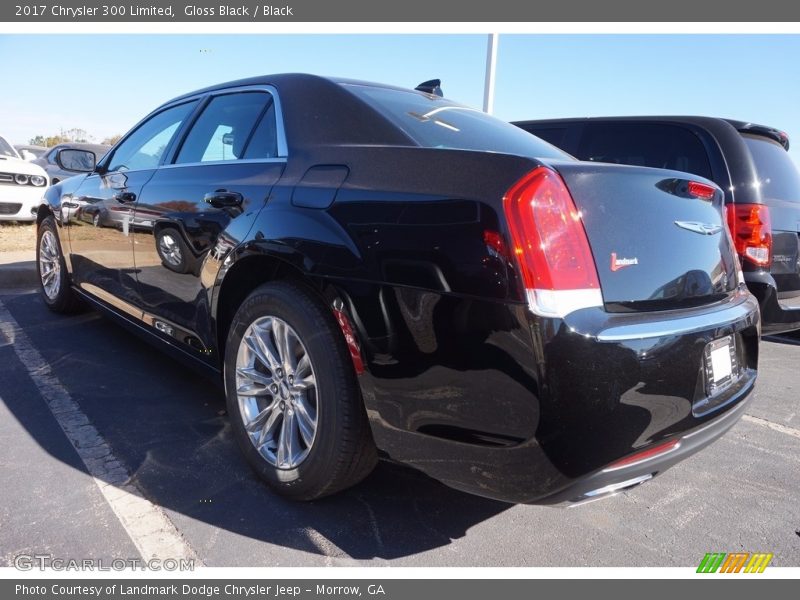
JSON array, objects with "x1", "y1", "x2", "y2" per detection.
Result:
[
  {"x1": 742, "y1": 414, "x2": 800, "y2": 439},
  {"x1": 0, "y1": 299, "x2": 200, "y2": 565}
]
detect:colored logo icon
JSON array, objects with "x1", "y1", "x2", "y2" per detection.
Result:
[{"x1": 697, "y1": 552, "x2": 773, "y2": 573}]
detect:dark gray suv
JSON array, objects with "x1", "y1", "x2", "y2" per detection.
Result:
[{"x1": 515, "y1": 116, "x2": 800, "y2": 333}]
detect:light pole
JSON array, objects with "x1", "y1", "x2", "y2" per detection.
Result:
[{"x1": 483, "y1": 33, "x2": 498, "y2": 114}]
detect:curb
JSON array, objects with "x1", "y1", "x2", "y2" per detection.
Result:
[{"x1": 0, "y1": 261, "x2": 38, "y2": 289}]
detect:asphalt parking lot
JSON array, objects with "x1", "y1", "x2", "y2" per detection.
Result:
[{"x1": 0, "y1": 283, "x2": 798, "y2": 568}]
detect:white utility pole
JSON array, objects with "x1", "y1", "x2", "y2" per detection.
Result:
[{"x1": 483, "y1": 33, "x2": 499, "y2": 114}]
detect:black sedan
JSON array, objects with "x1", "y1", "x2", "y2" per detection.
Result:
[{"x1": 36, "y1": 74, "x2": 759, "y2": 505}]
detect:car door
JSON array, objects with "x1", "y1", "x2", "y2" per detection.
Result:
[
  {"x1": 130, "y1": 87, "x2": 287, "y2": 359},
  {"x1": 66, "y1": 101, "x2": 199, "y2": 310}
]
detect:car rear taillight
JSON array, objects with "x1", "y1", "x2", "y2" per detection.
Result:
[
  {"x1": 725, "y1": 203, "x2": 772, "y2": 267},
  {"x1": 503, "y1": 166, "x2": 602, "y2": 318}
]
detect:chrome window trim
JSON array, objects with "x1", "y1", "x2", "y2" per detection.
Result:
[{"x1": 160, "y1": 157, "x2": 287, "y2": 170}]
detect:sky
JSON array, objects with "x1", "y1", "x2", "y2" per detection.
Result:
[{"x1": 2, "y1": 34, "x2": 799, "y2": 164}]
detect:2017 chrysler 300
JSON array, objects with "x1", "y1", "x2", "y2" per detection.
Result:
[{"x1": 37, "y1": 74, "x2": 760, "y2": 505}]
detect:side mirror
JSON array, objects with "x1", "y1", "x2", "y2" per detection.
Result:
[{"x1": 56, "y1": 149, "x2": 96, "y2": 173}]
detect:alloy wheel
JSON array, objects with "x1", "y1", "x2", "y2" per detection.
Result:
[
  {"x1": 235, "y1": 316, "x2": 318, "y2": 469},
  {"x1": 158, "y1": 232, "x2": 183, "y2": 267},
  {"x1": 39, "y1": 229, "x2": 61, "y2": 300}
]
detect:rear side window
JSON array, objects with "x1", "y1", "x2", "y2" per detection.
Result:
[
  {"x1": 243, "y1": 103, "x2": 278, "y2": 159},
  {"x1": 577, "y1": 123, "x2": 713, "y2": 180},
  {"x1": 742, "y1": 134, "x2": 800, "y2": 202},
  {"x1": 176, "y1": 92, "x2": 274, "y2": 164},
  {"x1": 342, "y1": 84, "x2": 570, "y2": 160}
]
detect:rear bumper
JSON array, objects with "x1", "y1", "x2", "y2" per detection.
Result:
[
  {"x1": 363, "y1": 287, "x2": 760, "y2": 505},
  {"x1": 745, "y1": 272, "x2": 800, "y2": 334},
  {"x1": 0, "y1": 185, "x2": 44, "y2": 221},
  {"x1": 539, "y1": 385, "x2": 753, "y2": 505}
]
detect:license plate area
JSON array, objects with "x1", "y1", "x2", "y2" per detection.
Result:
[{"x1": 703, "y1": 335, "x2": 739, "y2": 398}]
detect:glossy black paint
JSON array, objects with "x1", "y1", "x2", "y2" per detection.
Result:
[
  {"x1": 515, "y1": 116, "x2": 800, "y2": 333},
  {"x1": 40, "y1": 76, "x2": 760, "y2": 504}
]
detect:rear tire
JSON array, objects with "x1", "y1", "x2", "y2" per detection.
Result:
[
  {"x1": 224, "y1": 280, "x2": 377, "y2": 500},
  {"x1": 37, "y1": 216, "x2": 81, "y2": 313}
]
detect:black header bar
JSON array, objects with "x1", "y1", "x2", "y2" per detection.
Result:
[{"x1": 4, "y1": 0, "x2": 800, "y2": 22}]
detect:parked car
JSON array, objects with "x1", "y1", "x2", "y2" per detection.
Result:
[
  {"x1": 15, "y1": 144, "x2": 47, "y2": 161},
  {"x1": 0, "y1": 135, "x2": 49, "y2": 222},
  {"x1": 514, "y1": 116, "x2": 800, "y2": 334},
  {"x1": 33, "y1": 142, "x2": 111, "y2": 185},
  {"x1": 37, "y1": 75, "x2": 759, "y2": 505}
]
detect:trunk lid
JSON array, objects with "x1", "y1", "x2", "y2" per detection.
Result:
[{"x1": 553, "y1": 160, "x2": 739, "y2": 311}]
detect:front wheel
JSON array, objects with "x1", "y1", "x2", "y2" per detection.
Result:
[
  {"x1": 37, "y1": 216, "x2": 81, "y2": 313},
  {"x1": 155, "y1": 228, "x2": 190, "y2": 273},
  {"x1": 224, "y1": 280, "x2": 377, "y2": 500}
]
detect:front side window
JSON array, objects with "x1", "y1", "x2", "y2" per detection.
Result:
[
  {"x1": 107, "y1": 101, "x2": 197, "y2": 172},
  {"x1": 0, "y1": 136, "x2": 18, "y2": 158},
  {"x1": 175, "y1": 92, "x2": 275, "y2": 164}
]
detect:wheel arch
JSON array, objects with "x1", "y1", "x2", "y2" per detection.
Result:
[
  {"x1": 36, "y1": 203, "x2": 53, "y2": 227},
  {"x1": 213, "y1": 248, "x2": 330, "y2": 363}
]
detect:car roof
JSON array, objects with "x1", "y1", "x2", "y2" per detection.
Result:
[
  {"x1": 158, "y1": 73, "x2": 417, "y2": 150},
  {"x1": 514, "y1": 115, "x2": 789, "y2": 150},
  {"x1": 166, "y1": 73, "x2": 413, "y2": 104}
]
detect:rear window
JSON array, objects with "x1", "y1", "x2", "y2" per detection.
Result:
[
  {"x1": 577, "y1": 123, "x2": 713, "y2": 180},
  {"x1": 519, "y1": 126, "x2": 568, "y2": 149},
  {"x1": 342, "y1": 84, "x2": 570, "y2": 160},
  {"x1": 742, "y1": 134, "x2": 800, "y2": 202}
]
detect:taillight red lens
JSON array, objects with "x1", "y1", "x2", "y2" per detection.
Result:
[
  {"x1": 725, "y1": 203, "x2": 772, "y2": 267},
  {"x1": 687, "y1": 181, "x2": 716, "y2": 200},
  {"x1": 503, "y1": 166, "x2": 602, "y2": 317},
  {"x1": 504, "y1": 167, "x2": 599, "y2": 290}
]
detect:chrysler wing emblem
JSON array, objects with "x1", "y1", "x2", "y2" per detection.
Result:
[{"x1": 674, "y1": 221, "x2": 723, "y2": 235}]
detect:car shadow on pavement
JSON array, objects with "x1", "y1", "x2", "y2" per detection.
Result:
[{"x1": 0, "y1": 291, "x2": 511, "y2": 563}]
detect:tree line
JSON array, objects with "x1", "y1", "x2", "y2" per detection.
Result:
[{"x1": 28, "y1": 128, "x2": 122, "y2": 147}]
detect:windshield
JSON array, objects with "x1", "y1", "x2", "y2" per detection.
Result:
[
  {"x1": 742, "y1": 133, "x2": 800, "y2": 202},
  {"x1": 343, "y1": 84, "x2": 571, "y2": 160},
  {"x1": 0, "y1": 136, "x2": 19, "y2": 159}
]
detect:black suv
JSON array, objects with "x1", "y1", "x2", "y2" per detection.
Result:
[{"x1": 515, "y1": 117, "x2": 800, "y2": 333}]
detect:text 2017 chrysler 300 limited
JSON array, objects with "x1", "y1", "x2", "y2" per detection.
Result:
[{"x1": 37, "y1": 75, "x2": 759, "y2": 505}]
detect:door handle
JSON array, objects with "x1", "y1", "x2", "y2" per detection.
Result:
[
  {"x1": 114, "y1": 191, "x2": 137, "y2": 203},
  {"x1": 204, "y1": 190, "x2": 243, "y2": 208}
]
